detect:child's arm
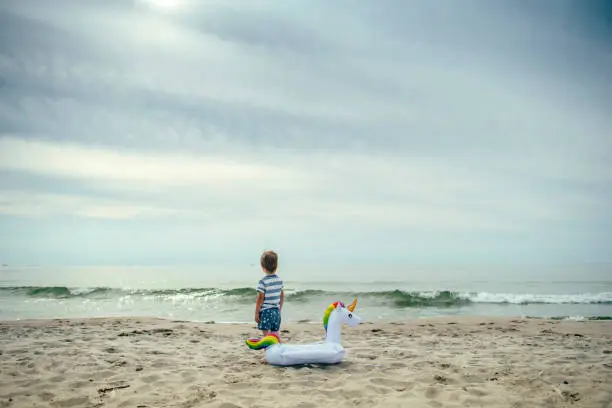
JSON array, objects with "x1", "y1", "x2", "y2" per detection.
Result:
[
  {"x1": 255, "y1": 291, "x2": 264, "y2": 323},
  {"x1": 279, "y1": 289, "x2": 284, "y2": 311}
]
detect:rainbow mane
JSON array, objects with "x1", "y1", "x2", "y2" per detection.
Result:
[
  {"x1": 246, "y1": 333, "x2": 280, "y2": 350},
  {"x1": 323, "y1": 301, "x2": 344, "y2": 332}
]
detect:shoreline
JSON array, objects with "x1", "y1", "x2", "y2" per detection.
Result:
[
  {"x1": 1, "y1": 313, "x2": 611, "y2": 326},
  {"x1": 2, "y1": 314, "x2": 611, "y2": 332},
  {"x1": 1, "y1": 316, "x2": 611, "y2": 407}
]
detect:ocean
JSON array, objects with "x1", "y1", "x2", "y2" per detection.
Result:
[{"x1": 1, "y1": 265, "x2": 611, "y2": 323}]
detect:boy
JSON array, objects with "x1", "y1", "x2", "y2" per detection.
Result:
[{"x1": 254, "y1": 250, "x2": 284, "y2": 336}]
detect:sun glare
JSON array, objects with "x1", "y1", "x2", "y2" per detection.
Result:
[
  {"x1": 153, "y1": 0, "x2": 177, "y2": 8},
  {"x1": 142, "y1": 0, "x2": 181, "y2": 10}
]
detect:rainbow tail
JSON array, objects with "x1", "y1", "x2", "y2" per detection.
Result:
[{"x1": 245, "y1": 332, "x2": 280, "y2": 350}]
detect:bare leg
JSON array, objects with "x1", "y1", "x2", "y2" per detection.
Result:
[{"x1": 261, "y1": 330, "x2": 269, "y2": 337}]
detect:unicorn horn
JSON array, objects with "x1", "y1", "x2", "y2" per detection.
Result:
[{"x1": 347, "y1": 298, "x2": 357, "y2": 312}]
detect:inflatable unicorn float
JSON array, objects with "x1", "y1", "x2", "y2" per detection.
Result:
[{"x1": 245, "y1": 299, "x2": 361, "y2": 366}]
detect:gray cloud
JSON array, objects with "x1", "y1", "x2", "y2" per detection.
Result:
[{"x1": 0, "y1": 0, "x2": 610, "y2": 267}]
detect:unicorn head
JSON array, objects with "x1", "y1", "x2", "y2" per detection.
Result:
[{"x1": 323, "y1": 299, "x2": 361, "y2": 344}]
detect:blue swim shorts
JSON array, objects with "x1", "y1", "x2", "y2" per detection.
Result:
[{"x1": 258, "y1": 307, "x2": 281, "y2": 332}]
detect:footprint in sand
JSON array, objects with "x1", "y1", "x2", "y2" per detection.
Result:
[
  {"x1": 48, "y1": 375, "x2": 64, "y2": 383},
  {"x1": 141, "y1": 374, "x2": 161, "y2": 384},
  {"x1": 49, "y1": 396, "x2": 92, "y2": 407},
  {"x1": 227, "y1": 382, "x2": 252, "y2": 390},
  {"x1": 38, "y1": 392, "x2": 55, "y2": 402},
  {"x1": 424, "y1": 386, "x2": 441, "y2": 399},
  {"x1": 68, "y1": 380, "x2": 90, "y2": 389},
  {"x1": 362, "y1": 384, "x2": 393, "y2": 396},
  {"x1": 369, "y1": 377, "x2": 407, "y2": 388},
  {"x1": 370, "y1": 377, "x2": 414, "y2": 393},
  {"x1": 356, "y1": 354, "x2": 378, "y2": 360},
  {"x1": 466, "y1": 387, "x2": 488, "y2": 397}
]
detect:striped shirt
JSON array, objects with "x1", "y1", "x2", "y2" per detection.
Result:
[{"x1": 256, "y1": 274, "x2": 283, "y2": 310}]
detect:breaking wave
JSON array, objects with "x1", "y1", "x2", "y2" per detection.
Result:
[{"x1": 1, "y1": 286, "x2": 610, "y2": 307}]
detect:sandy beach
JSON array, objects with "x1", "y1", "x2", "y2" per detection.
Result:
[{"x1": 0, "y1": 317, "x2": 610, "y2": 408}]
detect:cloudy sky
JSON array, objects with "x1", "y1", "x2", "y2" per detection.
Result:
[{"x1": 0, "y1": 0, "x2": 610, "y2": 268}]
